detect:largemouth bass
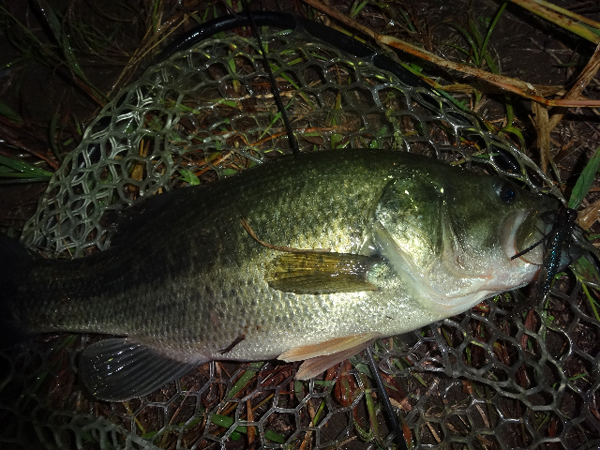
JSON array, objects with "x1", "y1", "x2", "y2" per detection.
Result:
[{"x1": 0, "y1": 149, "x2": 558, "y2": 401}]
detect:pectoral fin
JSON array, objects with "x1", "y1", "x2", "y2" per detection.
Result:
[
  {"x1": 267, "y1": 252, "x2": 380, "y2": 294},
  {"x1": 80, "y1": 338, "x2": 206, "y2": 402},
  {"x1": 278, "y1": 332, "x2": 380, "y2": 380}
]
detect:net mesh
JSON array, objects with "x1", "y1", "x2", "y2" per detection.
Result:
[{"x1": 1, "y1": 19, "x2": 598, "y2": 450}]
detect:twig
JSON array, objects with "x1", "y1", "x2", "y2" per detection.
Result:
[
  {"x1": 549, "y1": 43, "x2": 600, "y2": 130},
  {"x1": 302, "y1": 0, "x2": 600, "y2": 108},
  {"x1": 511, "y1": 0, "x2": 600, "y2": 44}
]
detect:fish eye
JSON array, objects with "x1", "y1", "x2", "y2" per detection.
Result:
[{"x1": 498, "y1": 182, "x2": 517, "y2": 204}]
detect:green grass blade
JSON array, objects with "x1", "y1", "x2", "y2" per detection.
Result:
[
  {"x1": 581, "y1": 283, "x2": 600, "y2": 322},
  {"x1": 450, "y1": 22, "x2": 480, "y2": 66},
  {"x1": 0, "y1": 100, "x2": 22, "y2": 122},
  {"x1": 573, "y1": 255, "x2": 600, "y2": 287},
  {"x1": 210, "y1": 414, "x2": 285, "y2": 443},
  {"x1": 568, "y1": 146, "x2": 600, "y2": 209},
  {"x1": 227, "y1": 362, "x2": 264, "y2": 398},
  {"x1": 350, "y1": 0, "x2": 370, "y2": 19},
  {"x1": 479, "y1": 2, "x2": 507, "y2": 71},
  {"x1": 0, "y1": 155, "x2": 53, "y2": 179}
]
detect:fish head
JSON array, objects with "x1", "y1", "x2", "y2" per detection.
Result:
[{"x1": 372, "y1": 162, "x2": 560, "y2": 315}]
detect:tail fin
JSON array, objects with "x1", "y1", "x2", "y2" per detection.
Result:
[{"x1": 0, "y1": 233, "x2": 34, "y2": 348}]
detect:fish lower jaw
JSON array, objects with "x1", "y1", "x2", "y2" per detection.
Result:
[
  {"x1": 413, "y1": 263, "x2": 538, "y2": 317},
  {"x1": 413, "y1": 287, "x2": 492, "y2": 317}
]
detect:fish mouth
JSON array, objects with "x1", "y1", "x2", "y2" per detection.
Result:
[{"x1": 501, "y1": 209, "x2": 552, "y2": 266}]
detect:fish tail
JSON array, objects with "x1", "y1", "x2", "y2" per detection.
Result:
[{"x1": 0, "y1": 233, "x2": 34, "y2": 348}]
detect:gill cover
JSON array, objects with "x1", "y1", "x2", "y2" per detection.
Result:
[
  {"x1": 371, "y1": 171, "x2": 552, "y2": 315},
  {"x1": 372, "y1": 176, "x2": 493, "y2": 314}
]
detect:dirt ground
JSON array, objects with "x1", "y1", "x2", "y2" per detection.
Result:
[{"x1": 0, "y1": 1, "x2": 599, "y2": 449}]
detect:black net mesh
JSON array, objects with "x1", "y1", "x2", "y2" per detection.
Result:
[{"x1": 1, "y1": 18, "x2": 598, "y2": 450}]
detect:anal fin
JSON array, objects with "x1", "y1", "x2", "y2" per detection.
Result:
[
  {"x1": 278, "y1": 332, "x2": 380, "y2": 380},
  {"x1": 267, "y1": 252, "x2": 380, "y2": 294},
  {"x1": 80, "y1": 338, "x2": 206, "y2": 402}
]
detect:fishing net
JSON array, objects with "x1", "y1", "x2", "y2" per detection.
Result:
[{"x1": 2, "y1": 12, "x2": 598, "y2": 450}]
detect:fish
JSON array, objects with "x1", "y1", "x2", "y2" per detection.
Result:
[{"x1": 0, "y1": 149, "x2": 559, "y2": 402}]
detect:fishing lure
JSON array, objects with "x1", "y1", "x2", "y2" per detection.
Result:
[
  {"x1": 512, "y1": 207, "x2": 578, "y2": 302},
  {"x1": 535, "y1": 208, "x2": 578, "y2": 299}
]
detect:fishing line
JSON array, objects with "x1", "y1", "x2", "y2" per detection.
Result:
[
  {"x1": 243, "y1": 5, "x2": 408, "y2": 447},
  {"x1": 366, "y1": 346, "x2": 409, "y2": 450},
  {"x1": 242, "y1": 0, "x2": 300, "y2": 156}
]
